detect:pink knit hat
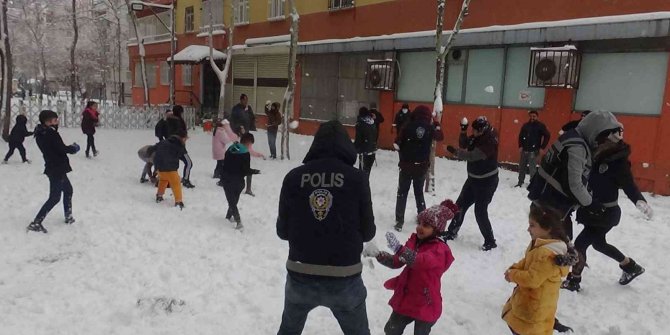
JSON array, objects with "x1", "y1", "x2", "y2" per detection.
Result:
[{"x1": 417, "y1": 199, "x2": 459, "y2": 233}]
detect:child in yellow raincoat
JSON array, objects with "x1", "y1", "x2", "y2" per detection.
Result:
[{"x1": 502, "y1": 204, "x2": 575, "y2": 335}]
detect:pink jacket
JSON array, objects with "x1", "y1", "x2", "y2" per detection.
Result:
[
  {"x1": 384, "y1": 234, "x2": 455, "y2": 322},
  {"x1": 212, "y1": 123, "x2": 238, "y2": 160}
]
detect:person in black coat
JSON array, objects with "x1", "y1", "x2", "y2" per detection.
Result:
[
  {"x1": 3, "y1": 115, "x2": 33, "y2": 164},
  {"x1": 276, "y1": 120, "x2": 375, "y2": 335},
  {"x1": 27, "y1": 110, "x2": 80, "y2": 233},
  {"x1": 393, "y1": 105, "x2": 444, "y2": 232},
  {"x1": 169, "y1": 105, "x2": 194, "y2": 188},
  {"x1": 445, "y1": 116, "x2": 500, "y2": 251},
  {"x1": 562, "y1": 140, "x2": 652, "y2": 291},
  {"x1": 516, "y1": 110, "x2": 550, "y2": 187},
  {"x1": 354, "y1": 107, "x2": 378, "y2": 177},
  {"x1": 560, "y1": 110, "x2": 591, "y2": 134},
  {"x1": 392, "y1": 103, "x2": 411, "y2": 134},
  {"x1": 154, "y1": 110, "x2": 172, "y2": 142},
  {"x1": 230, "y1": 94, "x2": 253, "y2": 135},
  {"x1": 369, "y1": 102, "x2": 384, "y2": 141},
  {"x1": 221, "y1": 134, "x2": 260, "y2": 229}
]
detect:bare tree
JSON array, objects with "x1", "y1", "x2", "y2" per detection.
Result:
[
  {"x1": 280, "y1": 0, "x2": 298, "y2": 160},
  {"x1": 69, "y1": 0, "x2": 79, "y2": 126},
  {"x1": 104, "y1": 0, "x2": 125, "y2": 105},
  {"x1": 125, "y1": 0, "x2": 149, "y2": 106},
  {"x1": 208, "y1": 0, "x2": 234, "y2": 119},
  {"x1": 17, "y1": 0, "x2": 50, "y2": 101},
  {"x1": 426, "y1": 0, "x2": 472, "y2": 194},
  {"x1": 1, "y1": 0, "x2": 13, "y2": 140}
]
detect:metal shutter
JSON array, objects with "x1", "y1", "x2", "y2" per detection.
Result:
[{"x1": 232, "y1": 56, "x2": 256, "y2": 113}]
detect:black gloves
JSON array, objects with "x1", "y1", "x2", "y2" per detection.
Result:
[{"x1": 446, "y1": 145, "x2": 457, "y2": 154}]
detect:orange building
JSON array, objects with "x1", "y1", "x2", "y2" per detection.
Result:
[{"x1": 128, "y1": 0, "x2": 670, "y2": 194}]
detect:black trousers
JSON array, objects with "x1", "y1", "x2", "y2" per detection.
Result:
[
  {"x1": 358, "y1": 154, "x2": 376, "y2": 178},
  {"x1": 223, "y1": 176, "x2": 245, "y2": 222},
  {"x1": 573, "y1": 208, "x2": 626, "y2": 276},
  {"x1": 395, "y1": 168, "x2": 427, "y2": 225},
  {"x1": 180, "y1": 153, "x2": 193, "y2": 180},
  {"x1": 4, "y1": 143, "x2": 27, "y2": 162},
  {"x1": 141, "y1": 162, "x2": 155, "y2": 180},
  {"x1": 447, "y1": 175, "x2": 499, "y2": 244},
  {"x1": 214, "y1": 160, "x2": 224, "y2": 179},
  {"x1": 85, "y1": 133, "x2": 97, "y2": 156},
  {"x1": 384, "y1": 312, "x2": 435, "y2": 335},
  {"x1": 34, "y1": 174, "x2": 73, "y2": 224}
]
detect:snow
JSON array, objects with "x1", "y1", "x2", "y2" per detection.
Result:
[
  {"x1": 433, "y1": 93, "x2": 443, "y2": 114},
  {"x1": 530, "y1": 45, "x2": 577, "y2": 51},
  {"x1": 299, "y1": 11, "x2": 670, "y2": 47},
  {"x1": 245, "y1": 34, "x2": 290, "y2": 46},
  {"x1": 196, "y1": 30, "x2": 226, "y2": 38},
  {"x1": 2, "y1": 128, "x2": 670, "y2": 334},
  {"x1": 167, "y1": 45, "x2": 226, "y2": 64}
]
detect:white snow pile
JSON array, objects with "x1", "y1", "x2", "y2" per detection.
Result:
[
  {"x1": 1, "y1": 128, "x2": 669, "y2": 334},
  {"x1": 168, "y1": 45, "x2": 227, "y2": 64}
]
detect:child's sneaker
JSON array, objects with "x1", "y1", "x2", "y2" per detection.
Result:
[
  {"x1": 156, "y1": 195, "x2": 164, "y2": 203},
  {"x1": 619, "y1": 259, "x2": 645, "y2": 285},
  {"x1": 561, "y1": 273, "x2": 581, "y2": 291},
  {"x1": 64, "y1": 215, "x2": 75, "y2": 224},
  {"x1": 93, "y1": 150, "x2": 99, "y2": 157},
  {"x1": 1, "y1": 160, "x2": 7, "y2": 165},
  {"x1": 140, "y1": 177, "x2": 148, "y2": 183},
  {"x1": 27, "y1": 221, "x2": 47, "y2": 233},
  {"x1": 235, "y1": 221, "x2": 244, "y2": 230},
  {"x1": 175, "y1": 202, "x2": 185, "y2": 210},
  {"x1": 393, "y1": 222, "x2": 403, "y2": 232}
]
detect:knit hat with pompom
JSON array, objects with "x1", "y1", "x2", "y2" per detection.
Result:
[{"x1": 417, "y1": 199, "x2": 459, "y2": 233}]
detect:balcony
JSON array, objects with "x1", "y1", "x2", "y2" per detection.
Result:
[{"x1": 128, "y1": 33, "x2": 173, "y2": 46}]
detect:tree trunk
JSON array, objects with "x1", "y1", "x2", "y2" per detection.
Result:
[
  {"x1": 0, "y1": 0, "x2": 12, "y2": 141},
  {"x1": 126, "y1": 0, "x2": 149, "y2": 106},
  {"x1": 281, "y1": 0, "x2": 299, "y2": 160},
  {"x1": 69, "y1": 0, "x2": 79, "y2": 127},
  {"x1": 426, "y1": 0, "x2": 472, "y2": 194},
  {"x1": 117, "y1": 16, "x2": 122, "y2": 105},
  {"x1": 208, "y1": 0, "x2": 234, "y2": 120}
]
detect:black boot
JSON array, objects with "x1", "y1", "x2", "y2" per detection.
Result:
[
  {"x1": 443, "y1": 231, "x2": 458, "y2": 241},
  {"x1": 64, "y1": 215, "x2": 75, "y2": 224},
  {"x1": 561, "y1": 273, "x2": 581, "y2": 292},
  {"x1": 182, "y1": 179, "x2": 195, "y2": 189},
  {"x1": 156, "y1": 195, "x2": 164, "y2": 203},
  {"x1": 393, "y1": 221, "x2": 403, "y2": 232},
  {"x1": 619, "y1": 259, "x2": 645, "y2": 285},
  {"x1": 553, "y1": 318, "x2": 573, "y2": 333},
  {"x1": 27, "y1": 221, "x2": 48, "y2": 233},
  {"x1": 175, "y1": 202, "x2": 185, "y2": 210},
  {"x1": 481, "y1": 240, "x2": 497, "y2": 251}
]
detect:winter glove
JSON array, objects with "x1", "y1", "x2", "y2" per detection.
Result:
[
  {"x1": 362, "y1": 242, "x2": 380, "y2": 258},
  {"x1": 385, "y1": 231, "x2": 402, "y2": 254},
  {"x1": 70, "y1": 143, "x2": 80, "y2": 153},
  {"x1": 446, "y1": 145, "x2": 457, "y2": 155},
  {"x1": 460, "y1": 117, "x2": 469, "y2": 131},
  {"x1": 635, "y1": 200, "x2": 653, "y2": 220},
  {"x1": 376, "y1": 251, "x2": 395, "y2": 268}
]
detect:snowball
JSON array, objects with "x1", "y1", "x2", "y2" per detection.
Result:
[
  {"x1": 289, "y1": 120, "x2": 299, "y2": 129},
  {"x1": 484, "y1": 86, "x2": 495, "y2": 93}
]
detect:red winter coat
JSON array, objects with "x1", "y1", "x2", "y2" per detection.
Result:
[
  {"x1": 81, "y1": 108, "x2": 99, "y2": 135},
  {"x1": 384, "y1": 234, "x2": 455, "y2": 322}
]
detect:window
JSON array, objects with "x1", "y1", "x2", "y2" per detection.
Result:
[
  {"x1": 396, "y1": 51, "x2": 436, "y2": 103},
  {"x1": 146, "y1": 63, "x2": 157, "y2": 88},
  {"x1": 503, "y1": 47, "x2": 545, "y2": 108},
  {"x1": 575, "y1": 52, "x2": 668, "y2": 115},
  {"x1": 201, "y1": 0, "x2": 224, "y2": 27},
  {"x1": 160, "y1": 62, "x2": 170, "y2": 86},
  {"x1": 446, "y1": 51, "x2": 466, "y2": 102},
  {"x1": 464, "y1": 48, "x2": 504, "y2": 106},
  {"x1": 185, "y1": 6, "x2": 195, "y2": 32},
  {"x1": 182, "y1": 65, "x2": 193, "y2": 86},
  {"x1": 234, "y1": 0, "x2": 249, "y2": 25},
  {"x1": 329, "y1": 0, "x2": 355, "y2": 10},
  {"x1": 268, "y1": 0, "x2": 284, "y2": 19}
]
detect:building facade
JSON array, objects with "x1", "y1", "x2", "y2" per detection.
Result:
[{"x1": 128, "y1": 0, "x2": 670, "y2": 194}]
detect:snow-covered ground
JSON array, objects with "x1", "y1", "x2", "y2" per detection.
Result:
[{"x1": 1, "y1": 128, "x2": 668, "y2": 335}]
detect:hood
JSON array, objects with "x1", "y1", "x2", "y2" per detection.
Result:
[
  {"x1": 576, "y1": 111, "x2": 622, "y2": 148},
  {"x1": 303, "y1": 120, "x2": 357, "y2": 165},
  {"x1": 15, "y1": 115, "x2": 27, "y2": 125},
  {"x1": 34, "y1": 123, "x2": 52, "y2": 137},
  {"x1": 595, "y1": 141, "x2": 631, "y2": 164}
]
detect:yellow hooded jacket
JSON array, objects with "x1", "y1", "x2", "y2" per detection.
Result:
[{"x1": 502, "y1": 239, "x2": 570, "y2": 335}]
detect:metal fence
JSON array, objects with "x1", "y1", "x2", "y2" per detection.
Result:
[{"x1": 7, "y1": 98, "x2": 196, "y2": 130}]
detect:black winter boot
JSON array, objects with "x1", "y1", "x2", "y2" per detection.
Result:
[
  {"x1": 619, "y1": 259, "x2": 645, "y2": 285},
  {"x1": 27, "y1": 221, "x2": 48, "y2": 233},
  {"x1": 561, "y1": 273, "x2": 581, "y2": 292}
]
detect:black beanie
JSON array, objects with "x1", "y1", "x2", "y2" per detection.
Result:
[{"x1": 39, "y1": 110, "x2": 58, "y2": 124}]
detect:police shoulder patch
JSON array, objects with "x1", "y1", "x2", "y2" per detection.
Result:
[
  {"x1": 309, "y1": 189, "x2": 333, "y2": 221},
  {"x1": 416, "y1": 127, "x2": 426, "y2": 139},
  {"x1": 599, "y1": 163, "x2": 609, "y2": 174}
]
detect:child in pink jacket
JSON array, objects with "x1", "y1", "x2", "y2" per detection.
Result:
[
  {"x1": 376, "y1": 200, "x2": 458, "y2": 335},
  {"x1": 212, "y1": 119, "x2": 238, "y2": 181}
]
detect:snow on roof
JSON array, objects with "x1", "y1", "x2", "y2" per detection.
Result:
[
  {"x1": 245, "y1": 34, "x2": 291, "y2": 46},
  {"x1": 530, "y1": 45, "x2": 577, "y2": 51},
  {"x1": 167, "y1": 45, "x2": 227, "y2": 64},
  {"x1": 299, "y1": 11, "x2": 670, "y2": 46}
]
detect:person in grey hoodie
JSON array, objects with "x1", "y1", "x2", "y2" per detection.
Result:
[{"x1": 528, "y1": 110, "x2": 623, "y2": 239}]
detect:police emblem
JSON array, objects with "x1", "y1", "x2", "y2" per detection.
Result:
[
  {"x1": 599, "y1": 163, "x2": 609, "y2": 174},
  {"x1": 309, "y1": 189, "x2": 333, "y2": 221},
  {"x1": 416, "y1": 127, "x2": 426, "y2": 139}
]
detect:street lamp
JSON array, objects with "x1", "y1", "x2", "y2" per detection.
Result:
[{"x1": 130, "y1": 1, "x2": 176, "y2": 106}]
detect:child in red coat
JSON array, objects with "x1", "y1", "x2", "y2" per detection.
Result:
[{"x1": 376, "y1": 200, "x2": 458, "y2": 335}]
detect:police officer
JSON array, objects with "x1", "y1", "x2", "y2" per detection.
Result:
[
  {"x1": 276, "y1": 120, "x2": 376, "y2": 335},
  {"x1": 444, "y1": 116, "x2": 500, "y2": 251}
]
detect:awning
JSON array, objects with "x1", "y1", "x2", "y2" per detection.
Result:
[{"x1": 167, "y1": 45, "x2": 227, "y2": 64}]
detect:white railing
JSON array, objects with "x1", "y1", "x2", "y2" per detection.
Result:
[{"x1": 7, "y1": 98, "x2": 196, "y2": 131}]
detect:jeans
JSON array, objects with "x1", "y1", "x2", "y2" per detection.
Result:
[
  {"x1": 223, "y1": 176, "x2": 245, "y2": 222},
  {"x1": 85, "y1": 133, "x2": 97, "y2": 156},
  {"x1": 4, "y1": 143, "x2": 27, "y2": 162},
  {"x1": 518, "y1": 151, "x2": 538, "y2": 184},
  {"x1": 395, "y1": 168, "x2": 427, "y2": 225},
  {"x1": 384, "y1": 312, "x2": 435, "y2": 335},
  {"x1": 141, "y1": 163, "x2": 154, "y2": 181},
  {"x1": 447, "y1": 175, "x2": 499, "y2": 244},
  {"x1": 179, "y1": 153, "x2": 193, "y2": 181},
  {"x1": 268, "y1": 130, "x2": 278, "y2": 158},
  {"x1": 277, "y1": 273, "x2": 370, "y2": 335},
  {"x1": 358, "y1": 154, "x2": 376, "y2": 178},
  {"x1": 34, "y1": 174, "x2": 73, "y2": 223}
]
